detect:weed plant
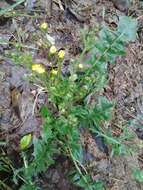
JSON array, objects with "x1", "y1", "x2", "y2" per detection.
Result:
[{"x1": 2, "y1": 16, "x2": 138, "y2": 190}]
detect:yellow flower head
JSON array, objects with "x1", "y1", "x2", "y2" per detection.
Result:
[
  {"x1": 58, "y1": 50, "x2": 65, "y2": 59},
  {"x1": 40, "y1": 22, "x2": 48, "y2": 30},
  {"x1": 49, "y1": 46, "x2": 57, "y2": 55},
  {"x1": 32, "y1": 64, "x2": 45, "y2": 74},
  {"x1": 78, "y1": 64, "x2": 83, "y2": 69},
  {"x1": 51, "y1": 69, "x2": 58, "y2": 75}
]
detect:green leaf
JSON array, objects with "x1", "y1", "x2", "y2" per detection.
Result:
[
  {"x1": 90, "y1": 96, "x2": 114, "y2": 124},
  {"x1": 20, "y1": 134, "x2": 32, "y2": 150},
  {"x1": 118, "y1": 16, "x2": 137, "y2": 42},
  {"x1": 42, "y1": 124, "x2": 53, "y2": 142},
  {"x1": 40, "y1": 106, "x2": 50, "y2": 118},
  {"x1": 72, "y1": 143, "x2": 83, "y2": 163},
  {"x1": 133, "y1": 168, "x2": 143, "y2": 182},
  {"x1": 20, "y1": 183, "x2": 37, "y2": 190}
]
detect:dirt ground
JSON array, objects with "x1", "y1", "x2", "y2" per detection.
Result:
[{"x1": 0, "y1": 0, "x2": 143, "y2": 189}]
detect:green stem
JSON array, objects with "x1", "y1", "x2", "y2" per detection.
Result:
[{"x1": 68, "y1": 147, "x2": 93, "y2": 190}]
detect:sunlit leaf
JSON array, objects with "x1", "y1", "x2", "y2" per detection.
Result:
[{"x1": 20, "y1": 134, "x2": 32, "y2": 150}]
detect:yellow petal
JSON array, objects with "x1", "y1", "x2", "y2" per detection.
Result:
[
  {"x1": 40, "y1": 22, "x2": 48, "y2": 30},
  {"x1": 49, "y1": 46, "x2": 57, "y2": 54},
  {"x1": 32, "y1": 64, "x2": 45, "y2": 74},
  {"x1": 51, "y1": 69, "x2": 58, "y2": 75},
  {"x1": 58, "y1": 50, "x2": 65, "y2": 59}
]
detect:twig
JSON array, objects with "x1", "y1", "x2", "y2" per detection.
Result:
[{"x1": 32, "y1": 87, "x2": 46, "y2": 116}]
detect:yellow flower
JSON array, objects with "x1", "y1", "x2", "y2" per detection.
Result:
[
  {"x1": 40, "y1": 22, "x2": 48, "y2": 30},
  {"x1": 51, "y1": 69, "x2": 58, "y2": 75},
  {"x1": 78, "y1": 64, "x2": 83, "y2": 69},
  {"x1": 32, "y1": 64, "x2": 45, "y2": 74},
  {"x1": 49, "y1": 46, "x2": 57, "y2": 54},
  {"x1": 58, "y1": 50, "x2": 65, "y2": 59}
]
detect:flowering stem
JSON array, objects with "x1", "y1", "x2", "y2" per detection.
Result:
[{"x1": 57, "y1": 59, "x2": 62, "y2": 79}]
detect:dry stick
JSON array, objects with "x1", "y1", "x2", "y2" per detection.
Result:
[
  {"x1": 32, "y1": 89, "x2": 43, "y2": 116},
  {"x1": 32, "y1": 86, "x2": 47, "y2": 116}
]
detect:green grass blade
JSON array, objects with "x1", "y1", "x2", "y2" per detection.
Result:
[{"x1": 0, "y1": 0, "x2": 25, "y2": 16}]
